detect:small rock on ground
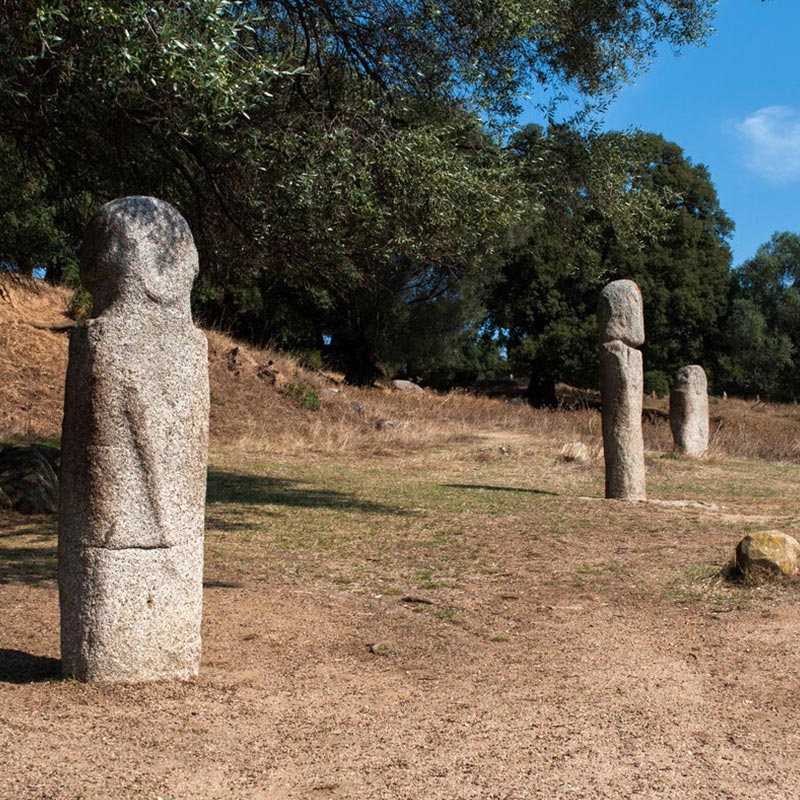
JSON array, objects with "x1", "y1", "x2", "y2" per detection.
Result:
[
  {"x1": 560, "y1": 442, "x2": 590, "y2": 464},
  {"x1": 391, "y1": 379, "x2": 425, "y2": 394},
  {"x1": 735, "y1": 530, "x2": 800, "y2": 576}
]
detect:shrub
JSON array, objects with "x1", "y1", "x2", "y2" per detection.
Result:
[
  {"x1": 294, "y1": 349, "x2": 324, "y2": 371},
  {"x1": 285, "y1": 374, "x2": 320, "y2": 411},
  {"x1": 65, "y1": 287, "x2": 92, "y2": 322}
]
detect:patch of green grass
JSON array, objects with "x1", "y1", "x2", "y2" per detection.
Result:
[
  {"x1": 0, "y1": 437, "x2": 61, "y2": 449},
  {"x1": 682, "y1": 565, "x2": 721, "y2": 581},
  {"x1": 0, "y1": 544, "x2": 57, "y2": 584},
  {"x1": 0, "y1": 515, "x2": 58, "y2": 584},
  {"x1": 201, "y1": 439, "x2": 800, "y2": 620},
  {"x1": 666, "y1": 588, "x2": 704, "y2": 604},
  {"x1": 412, "y1": 569, "x2": 441, "y2": 590},
  {"x1": 422, "y1": 531, "x2": 454, "y2": 549},
  {"x1": 663, "y1": 562, "x2": 775, "y2": 609},
  {"x1": 572, "y1": 561, "x2": 628, "y2": 585},
  {"x1": 434, "y1": 606, "x2": 468, "y2": 627},
  {"x1": 285, "y1": 373, "x2": 321, "y2": 411}
]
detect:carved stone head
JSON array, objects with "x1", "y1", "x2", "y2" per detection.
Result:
[
  {"x1": 597, "y1": 279, "x2": 645, "y2": 347},
  {"x1": 81, "y1": 196, "x2": 198, "y2": 317}
]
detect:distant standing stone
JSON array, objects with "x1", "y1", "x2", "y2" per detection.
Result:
[
  {"x1": 669, "y1": 365, "x2": 708, "y2": 457},
  {"x1": 59, "y1": 196, "x2": 209, "y2": 682},
  {"x1": 598, "y1": 280, "x2": 646, "y2": 501}
]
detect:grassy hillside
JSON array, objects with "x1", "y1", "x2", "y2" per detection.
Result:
[{"x1": 2, "y1": 274, "x2": 800, "y2": 463}]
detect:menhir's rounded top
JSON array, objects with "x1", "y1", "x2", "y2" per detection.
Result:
[
  {"x1": 672, "y1": 364, "x2": 707, "y2": 393},
  {"x1": 597, "y1": 279, "x2": 644, "y2": 346},
  {"x1": 80, "y1": 196, "x2": 198, "y2": 316}
]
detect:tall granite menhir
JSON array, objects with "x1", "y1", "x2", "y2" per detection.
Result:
[
  {"x1": 669, "y1": 365, "x2": 708, "y2": 458},
  {"x1": 598, "y1": 280, "x2": 646, "y2": 501},
  {"x1": 59, "y1": 197, "x2": 209, "y2": 682}
]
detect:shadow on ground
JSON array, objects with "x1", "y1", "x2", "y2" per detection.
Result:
[
  {"x1": 0, "y1": 544, "x2": 57, "y2": 585},
  {"x1": 206, "y1": 469, "x2": 409, "y2": 515},
  {"x1": 442, "y1": 483, "x2": 558, "y2": 496},
  {"x1": 203, "y1": 580, "x2": 242, "y2": 589},
  {"x1": 1, "y1": 471, "x2": 411, "y2": 581},
  {"x1": 0, "y1": 511, "x2": 57, "y2": 584},
  {"x1": 0, "y1": 649, "x2": 61, "y2": 684}
]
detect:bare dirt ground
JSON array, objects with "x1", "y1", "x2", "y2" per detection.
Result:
[
  {"x1": 3, "y1": 430, "x2": 800, "y2": 800},
  {"x1": 3, "y1": 276, "x2": 800, "y2": 798}
]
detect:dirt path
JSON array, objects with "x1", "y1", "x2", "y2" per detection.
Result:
[
  {"x1": 2, "y1": 575, "x2": 799, "y2": 799},
  {"x1": 0, "y1": 585, "x2": 800, "y2": 800},
  {"x1": 2, "y1": 435, "x2": 800, "y2": 799}
]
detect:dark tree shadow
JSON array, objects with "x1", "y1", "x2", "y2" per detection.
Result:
[
  {"x1": 0, "y1": 545, "x2": 57, "y2": 585},
  {"x1": 206, "y1": 469, "x2": 409, "y2": 514},
  {"x1": 0, "y1": 649, "x2": 61, "y2": 684},
  {"x1": 0, "y1": 511, "x2": 57, "y2": 585},
  {"x1": 441, "y1": 484, "x2": 558, "y2": 496},
  {"x1": 1, "y1": 469, "x2": 411, "y2": 582}
]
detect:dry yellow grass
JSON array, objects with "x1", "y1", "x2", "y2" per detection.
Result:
[
  {"x1": 2, "y1": 274, "x2": 799, "y2": 464},
  {"x1": 207, "y1": 331, "x2": 609, "y2": 457},
  {"x1": 0, "y1": 275, "x2": 72, "y2": 441},
  {"x1": 644, "y1": 393, "x2": 800, "y2": 463}
]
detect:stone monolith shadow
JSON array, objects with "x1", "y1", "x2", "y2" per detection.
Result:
[{"x1": 59, "y1": 196, "x2": 209, "y2": 682}]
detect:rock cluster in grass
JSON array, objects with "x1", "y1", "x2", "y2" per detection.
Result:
[
  {"x1": 670, "y1": 365, "x2": 708, "y2": 458},
  {"x1": 59, "y1": 196, "x2": 209, "y2": 683},
  {"x1": 735, "y1": 531, "x2": 800, "y2": 577},
  {"x1": 598, "y1": 279, "x2": 646, "y2": 501}
]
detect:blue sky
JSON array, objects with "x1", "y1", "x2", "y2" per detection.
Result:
[{"x1": 521, "y1": 0, "x2": 800, "y2": 267}]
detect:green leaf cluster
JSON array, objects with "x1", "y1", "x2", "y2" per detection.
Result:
[
  {"x1": 720, "y1": 233, "x2": 800, "y2": 400},
  {"x1": 0, "y1": 0, "x2": 721, "y2": 390},
  {"x1": 0, "y1": 135, "x2": 78, "y2": 278}
]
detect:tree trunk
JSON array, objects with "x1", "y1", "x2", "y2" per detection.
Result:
[
  {"x1": 525, "y1": 372, "x2": 558, "y2": 408},
  {"x1": 340, "y1": 338, "x2": 380, "y2": 386}
]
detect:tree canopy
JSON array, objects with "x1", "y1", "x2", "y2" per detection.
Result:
[
  {"x1": 0, "y1": 0, "x2": 731, "y2": 387},
  {"x1": 486, "y1": 128, "x2": 732, "y2": 405},
  {"x1": 720, "y1": 232, "x2": 800, "y2": 400},
  {"x1": 606, "y1": 132, "x2": 733, "y2": 393}
]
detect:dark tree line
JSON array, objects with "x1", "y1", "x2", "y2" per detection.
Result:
[{"x1": 6, "y1": 2, "x2": 797, "y2": 401}]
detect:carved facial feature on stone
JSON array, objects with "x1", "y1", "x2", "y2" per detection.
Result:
[
  {"x1": 597, "y1": 279, "x2": 645, "y2": 347},
  {"x1": 81, "y1": 196, "x2": 198, "y2": 316}
]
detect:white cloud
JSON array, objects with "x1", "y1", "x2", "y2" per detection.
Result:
[{"x1": 736, "y1": 106, "x2": 800, "y2": 184}]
